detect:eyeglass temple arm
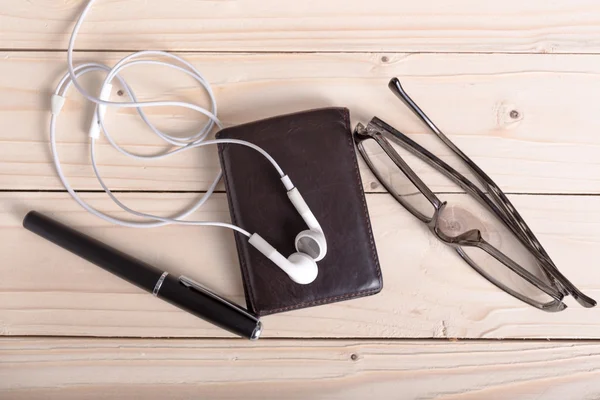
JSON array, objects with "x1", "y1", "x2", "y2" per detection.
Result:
[
  {"x1": 388, "y1": 78, "x2": 512, "y2": 216},
  {"x1": 535, "y1": 259, "x2": 596, "y2": 307},
  {"x1": 388, "y1": 78, "x2": 472, "y2": 162}
]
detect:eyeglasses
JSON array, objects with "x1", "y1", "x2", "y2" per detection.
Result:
[{"x1": 354, "y1": 78, "x2": 596, "y2": 312}]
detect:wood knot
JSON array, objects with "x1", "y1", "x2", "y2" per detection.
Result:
[{"x1": 494, "y1": 101, "x2": 523, "y2": 129}]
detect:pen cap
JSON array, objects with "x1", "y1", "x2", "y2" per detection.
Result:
[{"x1": 159, "y1": 275, "x2": 262, "y2": 340}]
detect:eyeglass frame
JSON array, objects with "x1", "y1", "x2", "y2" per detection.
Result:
[{"x1": 353, "y1": 78, "x2": 596, "y2": 312}]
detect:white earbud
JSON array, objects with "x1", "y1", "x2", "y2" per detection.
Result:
[
  {"x1": 286, "y1": 184, "x2": 327, "y2": 262},
  {"x1": 245, "y1": 179, "x2": 327, "y2": 284},
  {"x1": 249, "y1": 233, "x2": 319, "y2": 284},
  {"x1": 246, "y1": 179, "x2": 326, "y2": 284}
]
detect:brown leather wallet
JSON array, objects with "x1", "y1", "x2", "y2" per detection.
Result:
[{"x1": 217, "y1": 108, "x2": 382, "y2": 315}]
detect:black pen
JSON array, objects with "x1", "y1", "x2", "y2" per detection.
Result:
[{"x1": 23, "y1": 211, "x2": 262, "y2": 340}]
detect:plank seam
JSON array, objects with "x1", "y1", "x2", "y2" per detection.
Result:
[
  {"x1": 3, "y1": 335, "x2": 600, "y2": 342},
  {"x1": 1, "y1": 189, "x2": 599, "y2": 196},
  {"x1": 5, "y1": 49, "x2": 600, "y2": 56}
]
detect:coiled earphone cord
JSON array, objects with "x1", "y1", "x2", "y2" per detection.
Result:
[{"x1": 51, "y1": 0, "x2": 294, "y2": 237}]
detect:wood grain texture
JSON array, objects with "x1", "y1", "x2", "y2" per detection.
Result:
[
  {"x1": 4, "y1": 0, "x2": 600, "y2": 396},
  {"x1": 2, "y1": 338, "x2": 600, "y2": 400},
  {"x1": 2, "y1": 192, "x2": 599, "y2": 339},
  {"x1": 4, "y1": 0, "x2": 600, "y2": 53},
  {"x1": 2, "y1": 52, "x2": 600, "y2": 193}
]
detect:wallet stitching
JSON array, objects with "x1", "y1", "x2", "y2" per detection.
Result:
[
  {"x1": 217, "y1": 143, "x2": 259, "y2": 314},
  {"x1": 262, "y1": 287, "x2": 381, "y2": 314},
  {"x1": 264, "y1": 108, "x2": 383, "y2": 315}
]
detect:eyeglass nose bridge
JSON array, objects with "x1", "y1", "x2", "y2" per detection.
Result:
[{"x1": 427, "y1": 201, "x2": 485, "y2": 247}]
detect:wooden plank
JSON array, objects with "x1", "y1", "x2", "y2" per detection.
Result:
[
  {"x1": 2, "y1": 337, "x2": 600, "y2": 400},
  {"x1": 4, "y1": 1, "x2": 600, "y2": 53},
  {"x1": 2, "y1": 51, "x2": 600, "y2": 193},
  {"x1": 2, "y1": 192, "x2": 599, "y2": 339}
]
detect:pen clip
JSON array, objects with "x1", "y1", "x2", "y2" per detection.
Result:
[{"x1": 179, "y1": 275, "x2": 259, "y2": 322}]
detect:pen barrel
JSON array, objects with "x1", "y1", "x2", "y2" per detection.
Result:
[
  {"x1": 157, "y1": 275, "x2": 262, "y2": 340},
  {"x1": 23, "y1": 211, "x2": 163, "y2": 291}
]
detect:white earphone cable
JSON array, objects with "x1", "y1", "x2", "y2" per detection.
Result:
[{"x1": 51, "y1": 0, "x2": 288, "y2": 237}]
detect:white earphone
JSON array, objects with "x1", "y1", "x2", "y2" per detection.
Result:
[
  {"x1": 249, "y1": 178, "x2": 326, "y2": 284},
  {"x1": 50, "y1": 0, "x2": 326, "y2": 284}
]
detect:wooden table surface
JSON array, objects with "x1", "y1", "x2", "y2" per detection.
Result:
[{"x1": 2, "y1": 1, "x2": 600, "y2": 398}]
